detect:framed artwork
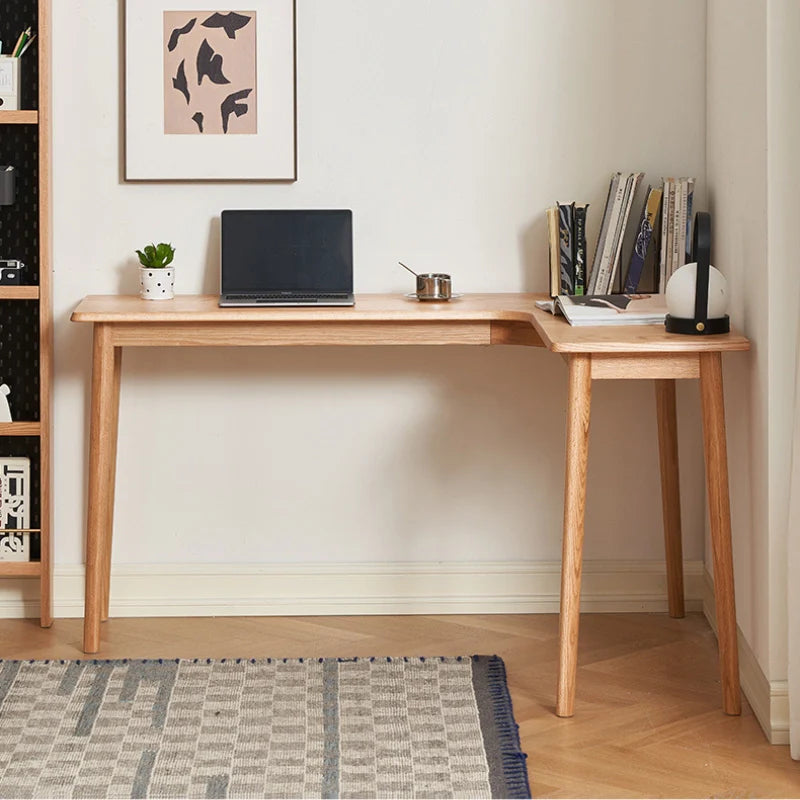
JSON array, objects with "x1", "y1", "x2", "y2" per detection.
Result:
[{"x1": 125, "y1": 1, "x2": 296, "y2": 180}]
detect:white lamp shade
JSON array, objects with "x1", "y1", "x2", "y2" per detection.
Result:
[{"x1": 665, "y1": 262, "x2": 729, "y2": 319}]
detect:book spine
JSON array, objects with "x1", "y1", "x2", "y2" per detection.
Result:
[
  {"x1": 670, "y1": 177, "x2": 681, "y2": 278},
  {"x1": 587, "y1": 173, "x2": 620, "y2": 294},
  {"x1": 684, "y1": 178, "x2": 695, "y2": 262},
  {"x1": 546, "y1": 206, "x2": 560, "y2": 297},
  {"x1": 557, "y1": 202, "x2": 575, "y2": 294},
  {"x1": 663, "y1": 178, "x2": 675, "y2": 286},
  {"x1": 676, "y1": 177, "x2": 688, "y2": 270},
  {"x1": 623, "y1": 186, "x2": 662, "y2": 293},
  {"x1": 593, "y1": 175, "x2": 627, "y2": 294},
  {"x1": 573, "y1": 204, "x2": 588, "y2": 295},
  {"x1": 658, "y1": 178, "x2": 669, "y2": 292}
]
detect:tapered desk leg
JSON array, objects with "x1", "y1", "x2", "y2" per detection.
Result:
[
  {"x1": 101, "y1": 345, "x2": 122, "y2": 622},
  {"x1": 84, "y1": 324, "x2": 120, "y2": 654},
  {"x1": 699, "y1": 352, "x2": 741, "y2": 715},
  {"x1": 556, "y1": 354, "x2": 592, "y2": 718},
  {"x1": 655, "y1": 379, "x2": 685, "y2": 618}
]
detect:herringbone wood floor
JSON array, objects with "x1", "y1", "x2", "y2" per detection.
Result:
[{"x1": 0, "y1": 612, "x2": 797, "y2": 798}]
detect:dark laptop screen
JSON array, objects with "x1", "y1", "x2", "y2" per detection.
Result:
[{"x1": 221, "y1": 210, "x2": 353, "y2": 293}]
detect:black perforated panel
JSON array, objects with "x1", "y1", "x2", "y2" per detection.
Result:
[
  {"x1": 0, "y1": 126, "x2": 40, "y2": 283},
  {"x1": 0, "y1": 299, "x2": 40, "y2": 420}
]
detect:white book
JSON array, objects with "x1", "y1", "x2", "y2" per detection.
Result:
[
  {"x1": 660, "y1": 178, "x2": 674, "y2": 290},
  {"x1": 670, "y1": 177, "x2": 682, "y2": 280},
  {"x1": 676, "y1": 178, "x2": 689, "y2": 271},
  {"x1": 606, "y1": 172, "x2": 643, "y2": 293},
  {"x1": 592, "y1": 173, "x2": 628, "y2": 294},
  {"x1": 587, "y1": 173, "x2": 621, "y2": 294}
]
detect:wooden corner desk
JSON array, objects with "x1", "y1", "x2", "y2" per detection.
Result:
[{"x1": 70, "y1": 293, "x2": 750, "y2": 717}]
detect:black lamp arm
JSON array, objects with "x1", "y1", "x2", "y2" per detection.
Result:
[{"x1": 692, "y1": 211, "x2": 711, "y2": 326}]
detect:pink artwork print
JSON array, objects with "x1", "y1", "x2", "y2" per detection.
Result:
[{"x1": 163, "y1": 10, "x2": 257, "y2": 135}]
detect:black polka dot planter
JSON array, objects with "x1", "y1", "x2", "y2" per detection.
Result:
[{"x1": 139, "y1": 266, "x2": 175, "y2": 300}]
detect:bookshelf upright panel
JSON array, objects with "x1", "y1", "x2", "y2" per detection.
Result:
[{"x1": 0, "y1": 0, "x2": 52, "y2": 625}]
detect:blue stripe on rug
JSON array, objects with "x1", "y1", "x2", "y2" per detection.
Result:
[{"x1": 472, "y1": 655, "x2": 531, "y2": 799}]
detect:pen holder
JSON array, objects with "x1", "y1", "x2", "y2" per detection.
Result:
[
  {"x1": 0, "y1": 57, "x2": 20, "y2": 110},
  {"x1": 0, "y1": 166, "x2": 16, "y2": 205}
]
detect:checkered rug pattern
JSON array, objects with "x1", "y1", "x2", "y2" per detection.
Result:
[{"x1": 0, "y1": 655, "x2": 529, "y2": 799}]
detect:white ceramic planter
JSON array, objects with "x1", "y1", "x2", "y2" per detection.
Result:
[{"x1": 139, "y1": 266, "x2": 175, "y2": 299}]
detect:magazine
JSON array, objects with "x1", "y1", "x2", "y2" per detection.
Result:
[{"x1": 535, "y1": 293, "x2": 668, "y2": 327}]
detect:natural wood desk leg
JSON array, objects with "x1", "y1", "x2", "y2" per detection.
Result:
[
  {"x1": 83, "y1": 324, "x2": 120, "y2": 653},
  {"x1": 699, "y1": 352, "x2": 741, "y2": 715},
  {"x1": 655, "y1": 379, "x2": 685, "y2": 618},
  {"x1": 101, "y1": 344, "x2": 122, "y2": 622},
  {"x1": 556, "y1": 353, "x2": 592, "y2": 718}
]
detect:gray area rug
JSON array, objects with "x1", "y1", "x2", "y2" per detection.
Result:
[{"x1": 0, "y1": 655, "x2": 529, "y2": 799}]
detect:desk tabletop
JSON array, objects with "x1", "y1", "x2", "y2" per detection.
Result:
[{"x1": 71, "y1": 294, "x2": 750, "y2": 354}]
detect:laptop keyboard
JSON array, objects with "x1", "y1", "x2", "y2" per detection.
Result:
[{"x1": 225, "y1": 293, "x2": 349, "y2": 301}]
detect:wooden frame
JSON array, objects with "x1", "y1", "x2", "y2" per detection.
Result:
[
  {"x1": 70, "y1": 293, "x2": 749, "y2": 716},
  {"x1": 0, "y1": 0, "x2": 52, "y2": 626}
]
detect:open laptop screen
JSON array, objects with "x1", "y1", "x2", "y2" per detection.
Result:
[{"x1": 221, "y1": 210, "x2": 353, "y2": 293}]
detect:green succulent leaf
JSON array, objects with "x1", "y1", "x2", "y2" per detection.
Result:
[{"x1": 135, "y1": 241, "x2": 176, "y2": 268}]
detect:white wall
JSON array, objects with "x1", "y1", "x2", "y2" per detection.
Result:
[
  {"x1": 706, "y1": 0, "x2": 796, "y2": 739},
  {"x1": 706, "y1": 0, "x2": 770, "y2": 667},
  {"x1": 23, "y1": 1, "x2": 709, "y2": 610}
]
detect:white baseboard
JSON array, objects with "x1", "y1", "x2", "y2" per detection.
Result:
[
  {"x1": 0, "y1": 558, "x2": 705, "y2": 619},
  {"x1": 702, "y1": 569, "x2": 790, "y2": 745}
]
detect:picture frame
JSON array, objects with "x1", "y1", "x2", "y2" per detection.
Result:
[{"x1": 125, "y1": 0, "x2": 296, "y2": 181}]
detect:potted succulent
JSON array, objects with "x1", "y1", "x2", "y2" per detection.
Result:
[{"x1": 136, "y1": 242, "x2": 176, "y2": 300}]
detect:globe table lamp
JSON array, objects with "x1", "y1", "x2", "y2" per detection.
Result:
[{"x1": 664, "y1": 211, "x2": 730, "y2": 335}]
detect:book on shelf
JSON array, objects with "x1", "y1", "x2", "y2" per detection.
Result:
[
  {"x1": 658, "y1": 176, "x2": 695, "y2": 290},
  {"x1": 573, "y1": 203, "x2": 588, "y2": 295},
  {"x1": 545, "y1": 200, "x2": 589, "y2": 297},
  {"x1": 546, "y1": 206, "x2": 560, "y2": 297},
  {"x1": 586, "y1": 171, "x2": 643, "y2": 295},
  {"x1": 622, "y1": 185, "x2": 663, "y2": 293},
  {"x1": 586, "y1": 173, "x2": 619, "y2": 295},
  {"x1": 535, "y1": 293, "x2": 668, "y2": 327},
  {"x1": 557, "y1": 201, "x2": 575, "y2": 295}
]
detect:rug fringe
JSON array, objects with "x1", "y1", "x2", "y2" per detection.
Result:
[{"x1": 483, "y1": 655, "x2": 532, "y2": 799}]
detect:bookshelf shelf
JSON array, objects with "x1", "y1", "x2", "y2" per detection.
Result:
[
  {"x1": 0, "y1": 561, "x2": 42, "y2": 577},
  {"x1": 0, "y1": 110, "x2": 39, "y2": 125},
  {"x1": 0, "y1": 286, "x2": 40, "y2": 300},
  {"x1": 0, "y1": 422, "x2": 42, "y2": 436}
]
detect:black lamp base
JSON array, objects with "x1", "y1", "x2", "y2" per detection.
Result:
[{"x1": 665, "y1": 314, "x2": 730, "y2": 335}]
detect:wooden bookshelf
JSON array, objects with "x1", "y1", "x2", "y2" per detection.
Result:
[{"x1": 0, "y1": 0, "x2": 52, "y2": 621}]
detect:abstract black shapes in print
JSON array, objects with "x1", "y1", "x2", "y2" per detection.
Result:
[
  {"x1": 197, "y1": 38, "x2": 230, "y2": 86},
  {"x1": 201, "y1": 12, "x2": 252, "y2": 40},
  {"x1": 167, "y1": 17, "x2": 197, "y2": 52},
  {"x1": 221, "y1": 89, "x2": 252, "y2": 133},
  {"x1": 172, "y1": 60, "x2": 190, "y2": 104},
  {"x1": 192, "y1": 112, "x2": 204, "y2": 133}
]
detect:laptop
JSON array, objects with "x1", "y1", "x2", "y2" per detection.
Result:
[{"x1": 219, "y1": 209, "x2": 355, "y2": 306}]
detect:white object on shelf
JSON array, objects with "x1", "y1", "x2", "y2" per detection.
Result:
[
  {"x1": 0, "y1": 56, "x2": 20, "y2": 111},
  {"x1": 0, "y1": 384, "x2": 11, "y2": 422},
  {"x1": 665, "y1": 261, "x2": 729, "y2": 319},
  {"x1": 0, "y1": 456, "x2": 30, "y2": 561}
]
